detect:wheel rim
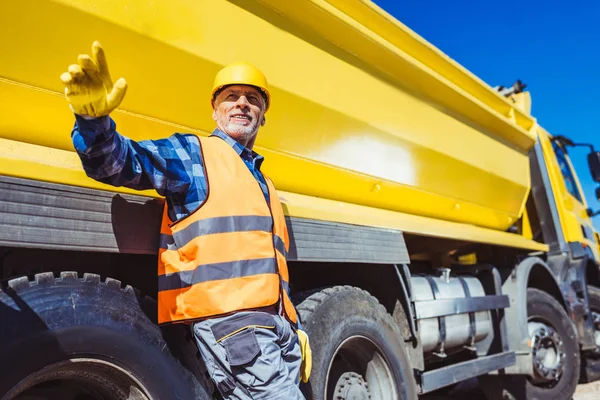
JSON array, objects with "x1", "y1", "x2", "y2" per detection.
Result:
[
  {"x1": 7, "y1": 358, "x2": 151, "y2": 400},
  {"x1": 325, "y1": 335, "x2": 397, "y2": 400},
  {"x1": 527, "y1": 320, "x2": 565, "y2": 386},
  {"x1": 591, "y1": 311, "x2": 600, "y2": 349}
]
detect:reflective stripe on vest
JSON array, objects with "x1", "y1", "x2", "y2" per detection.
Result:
[
  {"x1": 157, "y1": 135, "x2": 297, "y2": 326},
  {"x1": 158, "y1": 258, "x2": 278, "y2": 291}
]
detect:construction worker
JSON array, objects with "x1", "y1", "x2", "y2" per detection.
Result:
[{"x1": 60, "y1": 41, "x2": 311, "y2": 400}]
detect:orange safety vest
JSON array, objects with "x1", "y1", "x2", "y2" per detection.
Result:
[{"x1": 157, "y1": 135, "x2": 298, "y2": 327}]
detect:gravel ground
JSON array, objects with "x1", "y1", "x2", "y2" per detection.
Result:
[
  {"x1": 420, "y1": 378, "x2": 600, "y2": 399},
  {"x1": 574, "y1": 380, "x2": 600, "y2": 400}
]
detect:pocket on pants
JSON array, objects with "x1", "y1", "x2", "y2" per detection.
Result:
[
  {"x1": 223, "y1": 327, "x2": 262, "y2": 366},
  {"x1": 211, "y1": 312, "x2": 276, "y2": 368}
]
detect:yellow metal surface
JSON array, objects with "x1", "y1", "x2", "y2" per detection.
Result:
[
  {"x1": 537, "y1": 128, "x2": 600, "y2": 262},
  {"x1": 249, "y1": 0, "x2": 538, "y2": 148},
  {"x1": 521, "y1": 208, "x2": 534, "y2": 240},
  {"x1": 0, "y1": 137, "x2": 548, "y2": 253},
  {"x1": 509, "y1": 92, "x2": 533, "y2": 115},
  {"x1": 0, "y1": 0, "x2": 541, "y2": 248}
]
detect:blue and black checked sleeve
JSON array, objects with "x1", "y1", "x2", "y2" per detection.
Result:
[{"x1": 71, "y1": 114, "x2": 208, "y2": 221}]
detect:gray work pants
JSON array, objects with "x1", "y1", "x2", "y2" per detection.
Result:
[{"x1": 192, "y1": 309, "x2": 304, "y2": 400}]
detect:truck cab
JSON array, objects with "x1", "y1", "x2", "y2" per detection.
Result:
[
  {"x1": 506, "y1": 90, "x2": 600, "y2": 263},
  {"x1": 540, "y1": 129, "x2": 600, "y2": 261},
  {"x1": 522, "y1": 103, "x2": 600, "y2": 382}
]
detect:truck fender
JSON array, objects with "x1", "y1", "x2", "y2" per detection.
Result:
[{"x1": 500, "y1": 256, "x2": 566, "y2": 375}]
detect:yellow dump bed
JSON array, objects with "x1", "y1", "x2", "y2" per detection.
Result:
[{"x1": 0, "y1": 0, "x2": 546, "y2": 251}]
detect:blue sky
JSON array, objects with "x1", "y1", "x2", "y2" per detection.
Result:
[{"x1": 374, "y1": 1, "x2": 600, "y2": 228}]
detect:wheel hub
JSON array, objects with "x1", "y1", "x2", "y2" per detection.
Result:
[
  {"x1": 326, "y1": 335, "x2": 397, "y2": 400},
  {"x1": 528, "y1": 322, "x2": 565, "y2": 383},
  {"x1": 592, "y1": 311, "x2": 600, "y2": 348},
  {"x1": 334, "y1": 372, "x2": 370, "y2": 400}
]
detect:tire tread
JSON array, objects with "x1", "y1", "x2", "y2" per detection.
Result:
[
  {"x1": 6, "y1": 272, "x2": 143, "y2": 301},
  {"x1": 293, "y1": 285, "x2": 416, "y2": 399},
  {"x1": 296, "y1": 285, "x2": 392, "y2": 328},
  {"x1": 1, "y1": 270, "x2": 206, "y2": 399}
]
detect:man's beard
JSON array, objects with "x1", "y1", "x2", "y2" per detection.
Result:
[{"x1": 218, "y1": 116, "x2": 259, "y2": 141}]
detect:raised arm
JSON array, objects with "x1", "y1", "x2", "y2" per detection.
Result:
[
  {"x1": 71, "y1": 114, "x2": 196, "y2": 194},
  {"x1": 61, "y1": 41, "x2": 193, "y2": 195}
]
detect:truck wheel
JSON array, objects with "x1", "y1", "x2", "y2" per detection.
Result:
[
  {"x1": 524, "y1": 288, "x2": 579, "y2": 398},
  {"x1": 580, "y1": 285, "x2": 600, "y2": 382},
  {"x1": 0, "y1": 272, "x2": 210, "y2": 400},
  {"x1": 483, "y1": 288, "x2": 579, "y2": 400},
  {"x1": 294, "y1": 286, "x2": 417, "y2": 400}
]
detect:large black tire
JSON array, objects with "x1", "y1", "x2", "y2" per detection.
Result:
[
  {"x1": 482, "y1": 288, "x2": 580, "y2": 400},
  {"x1": 294, "y1": 286, "x2": 417, "y2": 400},
  {"x1": 0, "y1": 271, "x2": 210, "y2": 400},
  {"x1": 580, "y1": 285, "x2": 600, "y2": 383}
]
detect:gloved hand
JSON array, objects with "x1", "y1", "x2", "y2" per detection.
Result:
[
  {"x1": 297, "y1": 329, "x2": 312, "y2": 383},
  {"x1": 60, "y1": 41, "x2": 127, "y2": 117}
]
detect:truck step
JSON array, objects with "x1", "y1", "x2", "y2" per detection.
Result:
[{"x1": 419, "y1": 351, "x2": 516, "y2": 394}]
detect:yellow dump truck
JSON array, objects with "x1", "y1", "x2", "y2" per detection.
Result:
[{"x1": 2, "y1": 1, "x2": 600, "y2": 399}]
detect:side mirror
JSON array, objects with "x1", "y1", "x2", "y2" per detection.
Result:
[
  {"x1": 586, "y1": 187, "x2": 600, "y2": 218},
  {"x1": 588, "y1": 152, "x2": 600, "y2": 183}
]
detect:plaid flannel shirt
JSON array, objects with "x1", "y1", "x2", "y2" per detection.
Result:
[{"x1": 71, "y1": 115, "x2": 270, "y2": 222}]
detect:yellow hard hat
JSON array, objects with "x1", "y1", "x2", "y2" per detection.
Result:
[{"x1": 211, "y1": 62, "x2": 270, "y2": 111}]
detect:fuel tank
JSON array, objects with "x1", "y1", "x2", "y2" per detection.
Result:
[{"x1": 411, "y1": 274, "x2": 492, "y2": 354}]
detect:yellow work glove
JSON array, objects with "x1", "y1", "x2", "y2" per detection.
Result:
[
  {"x1": 60, "y1": 41, "x2": 127, "y2": 117},
  {"x1": 297, "y1": 329, "x2": 312, "y2": 383}
]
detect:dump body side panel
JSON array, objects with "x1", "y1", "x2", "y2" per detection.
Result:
[{"x1": 1, "y1": 0, "x2": 538, "y2": 244}]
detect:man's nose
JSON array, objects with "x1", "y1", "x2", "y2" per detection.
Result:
[{"x1": 236, "y1": 96, "x2": 250, "y2": 108}]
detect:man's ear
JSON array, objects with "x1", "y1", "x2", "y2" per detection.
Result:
[
  {"x1": 261, "y1": 116, "x2": 266, "y2": 127},
  {"x1": 212, "y1": 109, "x2": 217, "y2": 122}
]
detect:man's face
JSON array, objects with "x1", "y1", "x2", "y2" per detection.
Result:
[{"x1": 212, "y1": 85, "x2": 266, "y2": 147}]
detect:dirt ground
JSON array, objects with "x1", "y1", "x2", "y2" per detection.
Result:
[{"x1": 574, "y1": 380, "x2": 600, "y2": 400}]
